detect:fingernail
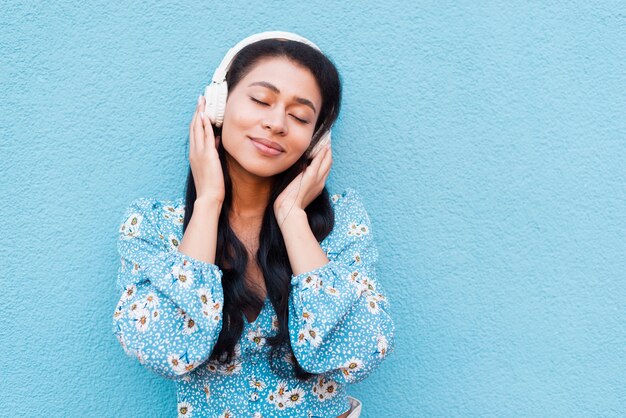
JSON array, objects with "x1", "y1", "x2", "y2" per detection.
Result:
[
  {"x1": 197, "y1": 95, "x2": 202, "y2": 106},
  {"x1": 200, "y1": 111, "x2": 204, "y2": 119}
]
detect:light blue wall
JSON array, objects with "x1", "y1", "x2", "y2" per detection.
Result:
[{"x1": 2, "y1": 1, "x2": 624, "y2": 417}]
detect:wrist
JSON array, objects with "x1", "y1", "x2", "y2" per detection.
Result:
[
  {"x1": 275, "y1": 206, "x2": 307, "y2": 229},
  {"x1": 194, "y1": 197, "x2": 223, "y2": 214}
]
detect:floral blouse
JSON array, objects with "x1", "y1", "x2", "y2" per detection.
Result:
[{"x1": 112, "y1": 188, "x2": 395, "y2": 418}]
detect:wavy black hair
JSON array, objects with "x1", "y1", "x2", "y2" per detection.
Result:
[{"x1": 182, "y1": 38, "x2": 342, "y2": 381}]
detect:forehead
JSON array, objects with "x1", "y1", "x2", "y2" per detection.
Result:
[{"x1": 238, "y1": 57, "x2": 322, "y2": 106}]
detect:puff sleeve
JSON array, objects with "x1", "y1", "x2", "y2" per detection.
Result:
[
  {"x1": 288, "y1": 188, "x2": 395, "y2": 384},
  {"x1": 112, "y1": 197, "x2": 224, "y2": 380}
]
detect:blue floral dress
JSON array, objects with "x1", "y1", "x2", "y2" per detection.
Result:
[{"x1": 112, "y1": 188, "x2": 395, "y2": 417}]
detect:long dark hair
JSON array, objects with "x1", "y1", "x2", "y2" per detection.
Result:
[{"x1": 182, "y1": 38, "x2": 342, "y2": 381}]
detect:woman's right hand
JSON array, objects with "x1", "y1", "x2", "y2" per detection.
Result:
[{"x1": 189, "y1": 95, "x2": 225, "y2": 204}]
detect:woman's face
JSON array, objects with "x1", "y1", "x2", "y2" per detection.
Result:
[{"x1": 220, "y1": 56, "x2": 322, "y2": 178}]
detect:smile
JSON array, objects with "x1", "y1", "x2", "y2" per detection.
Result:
[{"x1": 249, "y1": 137, "x2": 284, "y2": 157}]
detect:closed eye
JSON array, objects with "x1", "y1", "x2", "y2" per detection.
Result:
[
  {"x1": 291, "y1": 115, "x2": 309, "y2": 124},
  {"x1": 250, "y1": 97, "x2": 269, "y2": 106},
  {"x1": 250, "y1": 97, "x2": 310, "y2": 124}
]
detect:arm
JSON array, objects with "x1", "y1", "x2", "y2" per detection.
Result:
[
  {"x1": 283, "y1": 188, "x2": 396, "y2": 384},
  {"x1": 112, "y1": 197, "x2": 224, "y2": 380}
]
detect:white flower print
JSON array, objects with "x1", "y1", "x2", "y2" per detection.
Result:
[
  {"x1": 170, "y1": 262, "x2": 195, "y2": 288},
  {"x1": 297, "y1": 323, "x2": 322, "y2": 347},
  {"x1": 181, "y1": 313, "x2": 198, "y2": 335},
  {"x1": 365, "y1": 294, "x2": 380, "y2": 314},
  {"x1": 352, "y1": 251, "x2": 362, "y2": 264},
  {"x1": 203, "y1": 302, "x2": 222, "y2": 322},
  {"x1": 249, "y1": 376, "x2": 266, "y2": 390},
  {"x1": 219, "y1": 358, "x2": 243, "y2": 376},
  {"x1": 303, "y1": 324, "x2": 322, "y2": 347},
  {"x1": 271, "y1": 315, "x2": 279, "y2": 331},
  {"x1": 371, "y1": 292, "x2": 387, "y2": 306},
  {"x1": 202, "y1": 385, "x2": 210, "y2": 402},
  {"x1": 143, "y1": 292, "x2": 160, "y2": 308},
  {"x1": 301, "y1": 309, "x2": 315, "y2": 323},
  {"x1": 127, "y1": 301, "x2": 141, "y2": 316},
  {"x1": 312, "y1": 376, "x2": 338, "y2": 402},
  {"x1": 130, "y1": 307, "x2": 151, "y2": 332},
  {"x1": 340, "y1": 357, "x2": 364, "y2": 381},
  {"x1": 113, "y1": 309, "x2": 124, "y2": 321},
  {"x1": 296, "y1": 328, "x2": 307, "y2": 346},
  {"x1": 347, "y1": 221, "x2": 369, "y2": 237},
  {"x1": 167, "y1": 354, "x2": 186, "y2": 374},
  {"x1": 120, "y1": 284, "x2": 137, "y2": 303},
  {"x1": 119, "y1": 212, "x2": 142, "y2": 239},
  {"x1": 152, "y1": 309, "x2": 160, "y2": 321},
  {"x1": 253, "y1": 413, "x2": 262, "y2": 418},
  {"x1": 249, "y1": 392, "x2": 259, "y2": 401},
  {"x1": 268, "y1": 379, "x2": 290, "y2": 408},
  {"x1": 177, "y1": 401, "x2": 193, "y2": 417},
  {"x1": 167, "y1": 233, "x2": 181, "y2": 250},
  {"x1": 284, "y1": 387, "x2": 305, "y2": 407},
  {"x1": 246, "y1": 328, "x2": 266, "y2": 348},
  {"x1": 197, "y1": 288, "x2": 221, "y2": 321},
  {"x1": 218, "y1": 407, "x2": 234, "y2": 418},
  {"x1": 196, "y1": 288, "x2": 214, "y2": 305},
  {"x1": 324, "y1": 285, "x2": 341, "y2": 297},
  {"x1": 301, "y1": 274, "x2": 323, "y2": 292},
  {"x1": 162, "y1": 204, "x2": 185, "y2": 225},
  {"x1": 205, "y1": 362, "x2": 219, "y2": 374},
  {"x1": 331, "y1": 193, "x2": 341, "y2": 203},
  {"x1": 376, "y1": 334, "x2": 389, "y2": 358},
  {"x1": 361, "y1": 276, "x2": 377, "y2": 294}
]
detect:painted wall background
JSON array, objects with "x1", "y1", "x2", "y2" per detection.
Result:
[{"x1": 2, "y1": 1, "x2": 624, "y2": 417}]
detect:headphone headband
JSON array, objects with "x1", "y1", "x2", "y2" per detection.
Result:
[{"x1": 211, "y1": 31, "x2": 323, "y2": 84}]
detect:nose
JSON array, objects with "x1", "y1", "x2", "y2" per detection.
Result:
[{"x1": 262, "y1": 106, "x2": 288, "y2": 135}]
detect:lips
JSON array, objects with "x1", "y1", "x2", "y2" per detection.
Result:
[{"x1": 249, "y1": 137, "x2": 284, "y2": 152}]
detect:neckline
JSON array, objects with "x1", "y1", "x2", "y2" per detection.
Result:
[{"x1": 243, "y1": 298, "x2": 271, "y2": 326}]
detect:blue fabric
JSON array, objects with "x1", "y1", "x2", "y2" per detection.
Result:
[{"x1": 112, "y1": 188, "x2": 395, "y2": 417}]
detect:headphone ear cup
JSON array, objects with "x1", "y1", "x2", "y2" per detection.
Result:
[
  {"x1": 203, "y1": 81, "x2": 228, "y2": 127},
  {"x1": 308, "y1": 130, "x2": 332, "y2": 159}
]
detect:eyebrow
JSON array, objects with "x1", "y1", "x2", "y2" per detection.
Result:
[{"x1": 247, "y1": 81, "x2": 317, "y2": 114}]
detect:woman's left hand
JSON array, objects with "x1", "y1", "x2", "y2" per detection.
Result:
[{"x1": 274, "y1": 143, "x2": 332, "y2": 224}]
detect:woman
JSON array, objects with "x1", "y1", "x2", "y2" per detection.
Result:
[{"x1": 113, "y1": 32, "x2": 395, "y2": 418}]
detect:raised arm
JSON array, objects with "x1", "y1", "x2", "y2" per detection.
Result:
[
  {"x1": 284, "y1": 188, "x2": 395, "y2": 384},
  {"x1": 112, "y1": 197, "x2": 224, "y2": 380}
]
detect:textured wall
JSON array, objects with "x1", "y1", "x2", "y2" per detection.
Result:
[{"x1": 2, "y1": 1, "x2": 624, "y2": 417}]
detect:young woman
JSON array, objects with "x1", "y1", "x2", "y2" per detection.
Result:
[{"x1": 113, "y1": 32, "x2": 395, "y2": 418}]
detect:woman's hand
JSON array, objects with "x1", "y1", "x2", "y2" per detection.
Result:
[
  {"x1": 189, "y1": 95, "x2": 225, "y2": 204},
  {"x1": 274, "y1": 143, "x2": 332, "y2": 225}
]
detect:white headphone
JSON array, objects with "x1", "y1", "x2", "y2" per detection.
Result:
[{"x1": 203, "y1": 31, "x2": 332, "y2": 157}]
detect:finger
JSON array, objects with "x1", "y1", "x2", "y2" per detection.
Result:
[
  {"x1": 318, "y1": 146, "x2": 332, "y2": 175},
  {"x1": 310, "y1": 144, "x2": 331, "y2": 175},
  {"x1": 193, "y1": 98, "x2": 205, "y2": 152},
  {"x1": 200, "y1": 111, "x2": 216, "y2": 149},
  {"x1": 307, "y1": 143, "x2": 327, "y2": 174},
  {"x1": 190, "y1": 96, "x2": 202, "y2": 152}
]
